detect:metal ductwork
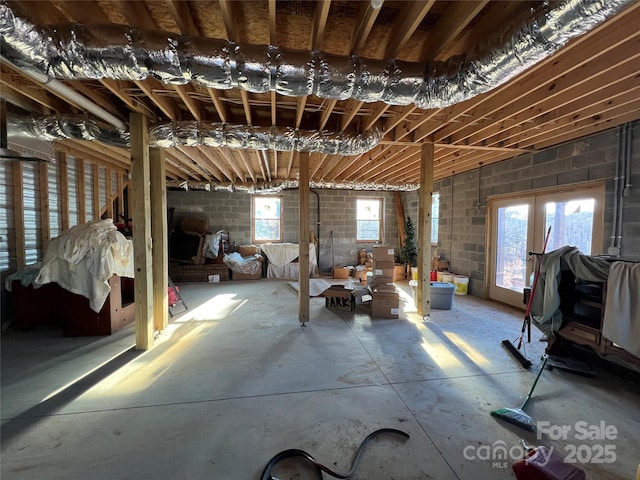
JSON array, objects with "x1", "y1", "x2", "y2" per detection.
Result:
[
  {"x1": 0, "y1": 0, "x2": 631, "y2": 110},
  {"x1": 7, "y1": 114, "x2": 382, "y2": 155},
  {"x1": 172, "y1": 180, "x2": 420, "y2": 193}
]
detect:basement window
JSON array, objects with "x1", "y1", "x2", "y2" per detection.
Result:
[
  {"x1": 356, "y1": 198, "x2": 382, "y2": 242},
  {"x1": 253, "y1": 196, "x2": 282, "y2": 243},
  {"x1": 432, "y1": 192, "x2": 440, "y2": 245}
]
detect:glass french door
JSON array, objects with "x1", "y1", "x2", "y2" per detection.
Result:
[{"x1": 488, "y1": 185, "x2": 604, "y2": 309}]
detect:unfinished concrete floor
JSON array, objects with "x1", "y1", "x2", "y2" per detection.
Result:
[{"x1": 2, "y1": 278, "x2": 639, "y2": 479}]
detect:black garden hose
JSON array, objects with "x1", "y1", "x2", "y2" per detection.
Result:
[{"x1": 259, "y1": 428, "x2": 410, "y2": 480}]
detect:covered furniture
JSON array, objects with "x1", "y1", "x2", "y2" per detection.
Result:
[
  {"x1": 6, "y1": 219, "x2": 135, "y2": 336},
  {"x1": 260, "y1": 243, "x2": 318, "y2": 279},
  {"x1": 10, "y1": 275, "x2": 135, "y2": 336},
  {"x1": 531, "y1": 246, "x2": 640, "y2": 366},
  {"x1": 169, "y1": 227, "x2": 231, "y2": 282},
  {"x1": 225, "y1": 245, "x2": 263, "y2": 280}
]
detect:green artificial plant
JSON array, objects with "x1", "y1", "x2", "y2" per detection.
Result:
[{"x1": 400, "y1": 216, "x2": 418, "y2": 268}]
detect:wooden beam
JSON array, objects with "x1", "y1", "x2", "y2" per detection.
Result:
[
  {"x1": 219, "y1": 0, "x2": 238, "y2": 41},
  {"x1": 39, "y1": 161, "x2": 51, "y2": 249},
  {"x1": 150, "y1": 148, "x2": 168, "y2": 332},
  {"x1": 295, "y1": 96, "x2": 307, "y2": 129},
  {"x1": 239, "y1": 90, "x2": 253, "y2": 126},
  {"x1": 167, "y1": 0, "x2": 200, "y2": 36},
  {"x1": 173, "y1": 84, "x2": 203, "y2": 120},
  {"x1": 420, "y1": 1, "x2": 488, "y2": 60},
  {"x1": 116, "y1": 171, "x2": 124, "y2": 218},
  {"x1": 135, "y1": 79, "x2": 180, "y2": 120},
  {"x1": 318, "y1": 99, "x2": 337, "y2": 130},
  {"x1": 92, "y1": 163, "x2": 101, "y2": 219},
  {"x1": 130, "y1": 112, "x2": 155, "y2": 350},
  {"x1": 377, "y1": 140, "x2": 534, "y2": 153},
  {"x1": 237, "y1": 150, "x2": 257, "y2": 183},
  {"x1": 417, "y1": 142, "x2": 434, "y2": 318},
  {"x1": 12, "y1": 161, "x2": 26, "y2": 270},
  {"x1": 268, "y1": 0, "x2": 277, "y2": 44},
  {"x1": 57, "y1": 151, "x2": 70, "y2": 231},
  {"x1": 100, "y1": 78, "x2": 154, "y2": 118},
  {"x1": 207, "y1": 88, "x2": 229, "y2": 123},
  {"x1": 350, "y1": 2, "x2": 381, "y2": 55},
  {"x1": 340, "y1": 99, "x2": 364, "y2": 131},
  {"x1": 76, "y1": 158, "x2": 86, "y2": 224},
  {"x1": 271, "y1": 92, "x2": 277, "y2": 125},
  {"x1": 309, "y1": 0, "x2": 331, "y2": 50},
  {"x1": 298, "y1": 151, "x2": 310, "y2": 325},
  {"x1": 384, "y1": 1, "x2": 435, "y2": 58},
  {"x1": 105, "y1": 167, "x2": 114, "y2": 219}
]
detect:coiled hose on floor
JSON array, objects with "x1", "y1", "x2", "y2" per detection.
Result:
[{"x1": 259, "y1": 428, "x2": 410, "y2": 480}]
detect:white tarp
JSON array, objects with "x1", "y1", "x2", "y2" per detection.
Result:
[{"x1": 35, "y1": 219, "x2": 134, "y2": 312}]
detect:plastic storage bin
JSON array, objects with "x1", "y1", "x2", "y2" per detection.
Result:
[
  {"x1": 430, "y1": 281, "x2": 456, "y2": 309},
  {"x1": 410, "y1": 281, "x2": 456, "y2": 310}
]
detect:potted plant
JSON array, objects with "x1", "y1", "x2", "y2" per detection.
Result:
[{"x1": 400, "y1": 216, "x2": 418, "y2": 279}]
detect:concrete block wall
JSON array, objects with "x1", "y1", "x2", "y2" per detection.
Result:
[
  {"x1": 401, "y1": 119, "x2": 640, "y2": 298},
  {"x1": 167, "y1": 189, "x2": 400, "y2": 274}
]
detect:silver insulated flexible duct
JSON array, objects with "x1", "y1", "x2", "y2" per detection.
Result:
[
  {"x1": 174, "y1": 180, "x2": 420, "y2": 193},
  {"x1": 7, "y1": 115, "x2": 382, "y2": 155},
  {"x1": 0, "y1": 0, "x2": 631, "y2": 110}
]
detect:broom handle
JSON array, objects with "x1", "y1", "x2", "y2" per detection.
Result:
[
  {"x1": 525, "y1": 226, "x2": 552, "y2": 317},
  {"x1": 519, "y1": 355, "x2": 548, "y2": 410}
]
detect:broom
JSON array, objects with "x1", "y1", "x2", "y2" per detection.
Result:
[
  {"x1": 502, "y1": 226, "x2": 552, "y2": 369},
  {"x1": 491, "y1": 355, "x2": 548, "y2": 432}
]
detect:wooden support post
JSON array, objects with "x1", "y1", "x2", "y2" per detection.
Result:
[
  {"x1": 92, "y1": 163, "x2": 100, "y2": 219},
  {"x1": 76, "y1": 158, "x2": 86, "y2": 224},
  {"x1": 39, "y1": 161, "x2": 51, "y2": 250},
  {"x1": 12, "y1": 161, "x2": 25, "y2": 271},
  {"x1": 105, "y1": 168, "x2": 114, "y2": 219},
  {"x1": 150, "y1": 147, "x2": 168, "y2": 332},
  {"x1": 57, "y1": 151, "x2": 70, "y2": 231},
  {"x1": 298, "y1": 151, "x2": 310, "y2": 325},
  {"x1": 130, "y1": 112, "x2": 155, "y2": 350},
  {"x1": 116, "y1": 171, "x2": 124, "y2": 219},
  {"x1": 417, "y1": 142, "x2": 434, "y2": 318}
]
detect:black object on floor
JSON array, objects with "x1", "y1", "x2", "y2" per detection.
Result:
[
  {"x1": 547, "y1": 355, "x2": 597, "y2": 377},
  {"x1": 259, "y1": 428, "x2": 410, "y2": 480},
  {"x1": 502, "y1": 339, "x2": 533, "y2": 369}
]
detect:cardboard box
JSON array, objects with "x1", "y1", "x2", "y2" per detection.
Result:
[
  {"x1": 371, "y1": 276, "x2": 394, "y2": 288},
  {"x1": 371, "y1": 291, "x2": 400, "y2": 318},
  {"x1": 373, "y1": 258, "x2": 395, "y2": 270},
  {"x1": 332, "y1": 266, "x2": 350, "y2": 279},
  {"x1": 238, "y1": 244, "x2": 261, "y2": 256},
  {"x1": 324, "y1": 285, "x2": 355, "y2": 312},
  {"x1": 352, "y1": 287, "x2": 373, "y2": 305},
  {"x1": 373, "y1": 245, "x2": 395, "y2": 262},
  {"x1": 393, "y1": 264, "x2": 406, "y2": 281},
  {"x1": 374, "y1": 267, "x2": 395, "y2": 279}
]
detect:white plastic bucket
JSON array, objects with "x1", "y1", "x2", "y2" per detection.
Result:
[
  {"x1": 453, "y1": 276, "x2": 469, "y2": 295},
  {"x1": 436, "y1": 271, "x2": 443, "y2": 282},
  {"x1": 441, "y1": 273, "x2": 454, "y2": 284}
]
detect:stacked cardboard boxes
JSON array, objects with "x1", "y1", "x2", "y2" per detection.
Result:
[
  {"x1": 372, "y1": 246, "x2": 395, "y2": 284},
  {"x1": 370, "y1": 286, "x2": 400, "y2": 318},
  {"x1": 370, "y1": 246, "x2": 400, "y2": 318}
]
